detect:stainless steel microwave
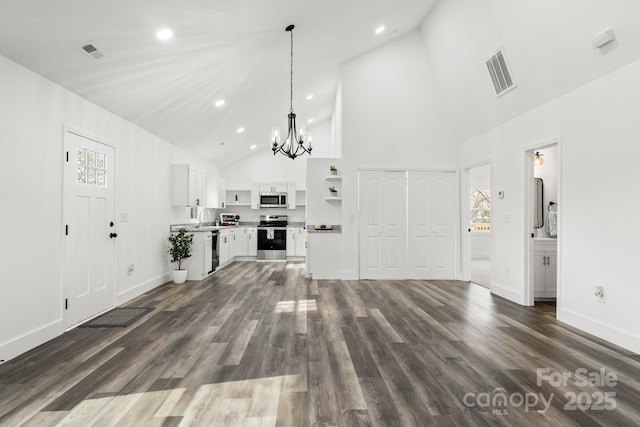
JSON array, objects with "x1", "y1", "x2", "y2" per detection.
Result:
[{"x1": 259, "y1": 193, "x2": 287, "y2": 208}]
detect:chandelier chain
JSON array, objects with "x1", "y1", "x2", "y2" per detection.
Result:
[{"x1": 290, "y1": 29, "x2": 293, "y2": 113}]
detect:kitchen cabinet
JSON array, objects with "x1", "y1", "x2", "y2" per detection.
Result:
[
  {"x1": 247, "y1": 227, "x2": 257, "y2": 256},
  {"x1": 205, "y1": 175, "x2": 227, "y2": 209},
  {"x1": 296, "y1": 227, "x2": 306, "y2": 255},
  {"x1": 534, "y1": 239, "x2": 557, "y2": 299},
  {"x1": 218, "y1": 229, "x2": 231, "y2": 266},
  {"x1": 180, "y1": 231, "x2": 213, "y2": 280},
  {"x1": 286, "y1": 226, "x2": 306, "y2": 257},
  {"x1": 260, "y1": 182, "x2": 288, "y2": 193},
  {"x1": 286, "y1": 228, "x2": 296, "y2": 256},
  {"x1": 250, "y1": 183, "x2": 260, "y2": 209},
  {"x1": 171, "y1": 164, "x2": 205, "y2": 207},
  {"x1": 287, "y1": 182, "x2": 296, "y2": 210}
]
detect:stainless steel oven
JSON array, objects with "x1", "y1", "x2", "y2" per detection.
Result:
[{"x1": 257, "y1": 215, "x2": 287, "y2": 260}]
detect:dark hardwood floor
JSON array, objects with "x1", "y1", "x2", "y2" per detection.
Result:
[{"x1": 1, "y1": 261, "x2": 638, "y2": 426}]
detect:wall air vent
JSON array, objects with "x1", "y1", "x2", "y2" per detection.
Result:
[
  {"x1": 485, "y1": 48, "x2": 515, "y2": 96},
  {"x1": 80, "y1": 42, "x2": 105, "y2": 60}
]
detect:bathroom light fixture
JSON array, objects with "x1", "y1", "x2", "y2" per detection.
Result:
[
  {"x1": 534, "y1": 151, "x2": 544, "y2": 166},
  {"x1": 270, "y1": 25, "x2": 312, "y2": 160}
]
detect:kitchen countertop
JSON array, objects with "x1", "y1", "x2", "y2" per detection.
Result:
[
  {"x1": 170, "y1": 221, "x2": 307, "y2": 233},
  {"x1": 307, "y1": 225, "x2": 342, "y2": 233}
]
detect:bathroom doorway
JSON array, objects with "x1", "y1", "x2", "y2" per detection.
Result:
[{"x1": 525, "y1": 140, "x2": 560, "y2": 307}]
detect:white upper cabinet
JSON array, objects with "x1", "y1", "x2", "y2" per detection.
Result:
[
  {"x1": 171, "y1": 164, "x2": 205, "y2": 207},
  {"x1": 251, "y1": 183, "x2": 260, "y2": 209},
  {"x1": 205, "y1": 175, "x2": 227, "y2": 209},
  {"x1": 259, "y1": 182, "x2": 288, "y2": 193},
  {"x1": 287, "y1": 182, "x2": 296, "y2": 210}
]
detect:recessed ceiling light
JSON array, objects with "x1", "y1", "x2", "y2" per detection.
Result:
[
  {"x1": 375, "y1": 26, "x2": 386, "y2": 35},
  {"x1": 306, "y1": 94, "x2": 314, "y2": 100},
  {"x1": 307, "y1": 118, "x2": 314, "y2": 124},
  {"x1": 214, "y1": 99, "x2": 225, "y2": 107},
  {"x1": 156, "y1": 28, "x2": 173, "y2": 41},
  {"x1": 236, "y1": 127, "x2": 245, "y2": 133},
  {"x1": 250, "y1": 144, "x2": 257, "y2": 150}
]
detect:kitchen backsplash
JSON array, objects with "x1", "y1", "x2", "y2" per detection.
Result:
[{"x1": 173, "y1": 206, "x2": 306, "y2": 225}]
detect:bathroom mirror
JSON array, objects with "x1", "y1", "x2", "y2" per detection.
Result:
[{"x1": 533, "y1": 178, "x2": 544, "y2": 228}]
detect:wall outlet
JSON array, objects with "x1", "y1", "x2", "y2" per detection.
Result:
[
  {"x1": 127, "y1": 264, "x2": 135, "y2": 276},
  {"x1": 594, "y1": 286, "x2": 605, "y2": 303}
]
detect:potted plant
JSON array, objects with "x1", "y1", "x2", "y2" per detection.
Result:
[
  {"x1": 328, "y1": 186, "x2": 338, "y2": 197},
  {"x1": 329, "y1": 165, "x2": 338, "y2": 175},
  {"x1": 168, "y1": 228, "x2": 193, "y2": 284}
]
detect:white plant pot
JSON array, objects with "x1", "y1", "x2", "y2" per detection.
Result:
[
  {"x1": 330, "y1": 192, "x2": 337, "y2": 197},
  {"x1": 172, "y1": 269, "x2": 188, "y2": 284},
  {"x1": 330, "y1": 170, "x2": 337, "y2": 175}
]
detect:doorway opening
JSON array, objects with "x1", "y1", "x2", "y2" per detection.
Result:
[
  {"x1": 524, "y1": 140, "x2": 560, "y2": 308},
  {"x1": 463, "y1": 163, "x2": 492, "y2": 288}
]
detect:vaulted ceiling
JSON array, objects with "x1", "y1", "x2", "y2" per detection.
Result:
[{"x1": 0, "y1": 0, "x2": 436, "y2": 166}]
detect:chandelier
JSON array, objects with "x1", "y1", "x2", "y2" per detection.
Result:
[{"x1": 271, "y1": 25, "x2": 312, "y2": 159}]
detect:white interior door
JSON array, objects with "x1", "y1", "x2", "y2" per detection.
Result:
[
  {"x1": 63, "y1": 130, "x2": 116, "y2": 328},
  {"x1": 358, "y1": 171, "x2": 407, "y2": 279},
  {"x1": 407, "y1": 171, "x2": 456, "y2": 279}
]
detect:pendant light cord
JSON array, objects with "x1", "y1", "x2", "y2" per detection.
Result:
[{"x1": 290, "y1": 28, "x2": 294, "y2": 113}]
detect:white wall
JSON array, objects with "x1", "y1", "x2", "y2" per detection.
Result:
[
  {"x1": 420, "y1": 0, "x2": 640, "y2": 143},
  {"x1": 459, "y1": 58, "x2": 640, "y2": 354},
  {"x1": 0, "y1": 54, "x2": 211, "y2": 362},
  {"x1": 420, "y1": 0, "x2": 640, "y2": 353},
  {"x1": 220, "y1": 148, "x2": 306, "y2": 190},
  {"x1": 338, "y1": 30, "x2": 459, "y2": 278}
]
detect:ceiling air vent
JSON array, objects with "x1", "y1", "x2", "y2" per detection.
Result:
[
  {"x1": 80, "y1": 42, "x2": 105, "y2": 60},
  {"x1": 485, "y1": 48, "x2": 515, "y2": 96}
]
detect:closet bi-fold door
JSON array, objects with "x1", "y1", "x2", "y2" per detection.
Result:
[
  {"x1": 408, "y1": 171, "x2": 456, "y2": 279},
  {"x1": 358, "y1": 171, "x2": 408, "y2": 279}
]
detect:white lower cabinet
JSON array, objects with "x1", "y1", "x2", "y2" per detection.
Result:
[
  {"x1": 534, "y1": 239, "x2": 557, "y2": 299},
  {"x1": 180, "y1": 232, "x2": 214, "y2": 281},
  {"x1": 296, "y1": 227, "x2": 306, "y2": 255},
  {"x1": 219, "y1": 230, "x2": 231, "y2": 266},
  {"x1": 247, "y1": 227, "x2": 257, "y2": 256},
  {"x1": 286, "y1": 227, "x2": 306, "y2": 257}
]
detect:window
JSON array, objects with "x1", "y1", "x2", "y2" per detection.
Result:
[
  {"x1": 77, "y1": 147, "x2": 107, "y2": 187},
  {"x1": 470, "y1": 189, "x2": 491, "y2": 231}
]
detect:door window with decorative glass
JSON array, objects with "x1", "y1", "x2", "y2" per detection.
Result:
[{"x1": 77, "y1": 147, "x2": 107, "y2": 187}]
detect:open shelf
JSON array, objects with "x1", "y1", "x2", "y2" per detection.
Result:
[
  {"x1": 325, "y1": 176, "x2": 342, "y2": 182},
  {"x1": 325, "y1": 197, "x2": 342, "y2": 202}
]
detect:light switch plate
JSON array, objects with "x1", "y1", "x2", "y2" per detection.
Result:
[{"x1": 498, "y1": 190, "x2": 505, "y2": 199}]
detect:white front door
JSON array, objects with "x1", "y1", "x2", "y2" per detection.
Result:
[
  {"x1": 63, "y1": 130, "x2": 116, "y2": 328},
  {"x1": 358, "y1": 171, "x2": 407, "y2": 279},
  {"x1": 408, "y1": 171, "x2": 456, "y2": 279}
]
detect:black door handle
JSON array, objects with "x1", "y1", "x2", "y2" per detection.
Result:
[{"x1": 110, "y1": 233, "x2": 118, "y2": 238}]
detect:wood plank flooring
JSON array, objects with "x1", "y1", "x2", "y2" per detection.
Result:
[{"x1": 1, "y1": 261, "x2": 639, "y2": 426}]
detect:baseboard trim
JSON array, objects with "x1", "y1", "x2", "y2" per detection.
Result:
[
  {"x1": 490, "y1": 282, "x2": 525, "y2": 305},
  {"x1": 0, "y1": 319, "x2": 63, "y2": 364},
  {"x1": 340, "y1": 271, "x2": 358, "y2": 280},
  {"x1": 557, "y1": 307, "x2": 640, "y2": 355},
  {"x1": 117, "y1": 272, "x2": 171, "y2": 305}
]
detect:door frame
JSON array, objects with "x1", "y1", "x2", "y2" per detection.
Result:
[
  {"x1": 460, "y1": 160, "x2": 493, "y2": 284},
  {"x1": 356, "y1": 167, "x2": 459, "y2": 280},
  {"x1": 62, "y1": 125, "x2": 117, "y2": 329},
  {"x1": 522, "y1": 137, "x2": 562, "y2": 307}
]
